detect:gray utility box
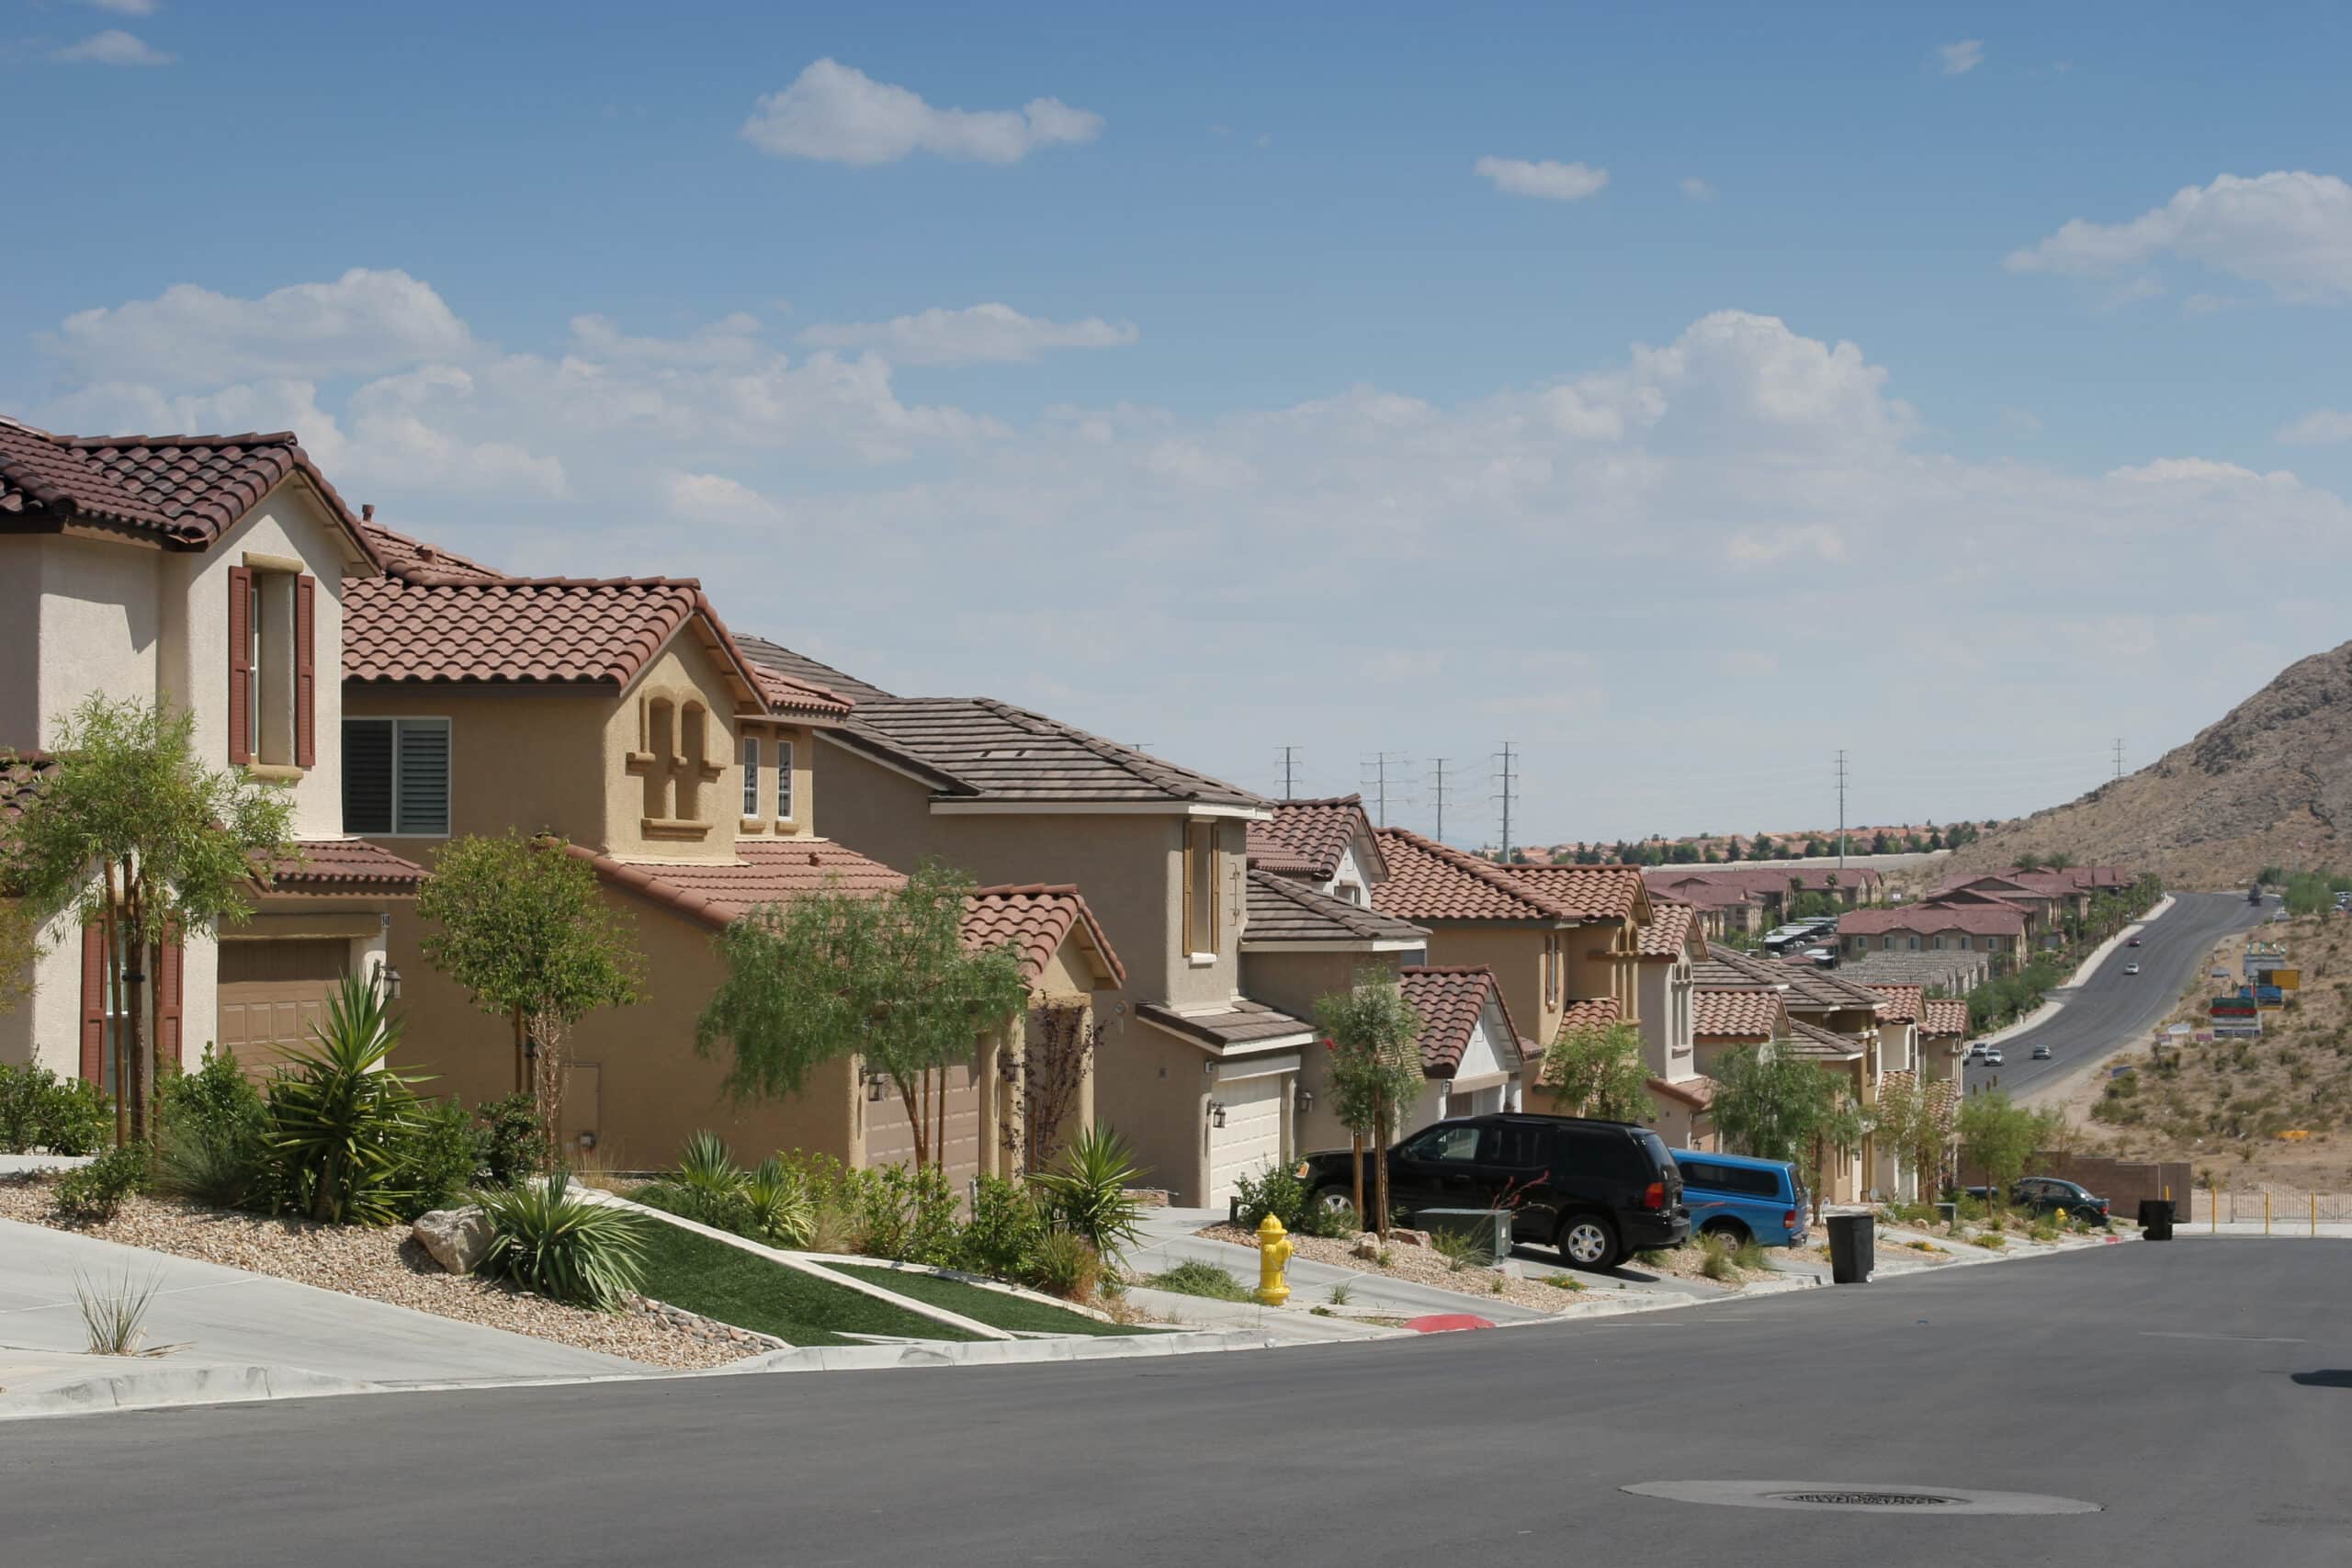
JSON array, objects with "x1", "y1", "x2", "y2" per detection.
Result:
[{"x1": 1416, "y1": 1209, "x2": 1512, "y2": 1265}]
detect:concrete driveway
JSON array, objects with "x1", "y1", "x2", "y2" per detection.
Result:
[{"x1": 0, "y1": 1219, "x2": 644, "y2": 1384}]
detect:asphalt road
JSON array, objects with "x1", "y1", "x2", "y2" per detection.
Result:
[
  {"x1": 4, "y1": 1242, "x2": 2346, "y2": 1566},
  {"x1": 1962, "y1": 890, "x2": 2271, "y2": 1100}
]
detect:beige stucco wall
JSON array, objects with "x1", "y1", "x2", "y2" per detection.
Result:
[
  {"x1": 1241, "y1": 946, "x2": 1391, "y2": 1154},
  {"x1": 1422, "y1": 924, "x2": 1556, "y2": 1048},
  {"x1": 1093, "y1": 1012, "x2": 1215, "y2": 1203},
  {"x1": 343, "y1": 685, "x2": 605, "y2": 853},
  {"x1": 731, "y1": 721, "x2": 818, "y2": 841},
  {"x1": 604, "y1": 637, "x2": 752, "y2": 863}
]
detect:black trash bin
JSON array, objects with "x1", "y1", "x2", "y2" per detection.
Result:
[
  {"x1": 1826, "y1": 1213, "x2": 1874, "y2": 1283},
  {"x1": 2138, "y1": 1198, "x2": 2174, "y2": 1240}
]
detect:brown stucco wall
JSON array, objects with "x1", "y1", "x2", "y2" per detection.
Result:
[
  {"x1": 1242, "y1": 946, "x2": 1399, "y2": 1154},
  {"x1": 1422, "y1": 924, "x2": 1555, "y2": 1047}
]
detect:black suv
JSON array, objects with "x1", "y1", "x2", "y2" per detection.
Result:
[{"x1": 1295, "y1": 1113, "x2": 1689, "y2": 1269}]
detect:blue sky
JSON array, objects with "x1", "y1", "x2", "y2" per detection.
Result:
[{"x1": 9, "y1": 2, "x2": 2352, "y2": 844}]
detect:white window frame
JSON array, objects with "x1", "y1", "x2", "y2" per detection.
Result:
[
  {"x1": 775, "y1": 739, "x2": 796, "y2": 823},
  {"x1": 741, "y1": 735, "x2": 762, "y2": 818},
  {"x1": 342, "y1": 716, "x2": 453, "y2": 838}
]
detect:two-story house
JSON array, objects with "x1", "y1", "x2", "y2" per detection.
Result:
[
  {"x1": 1, "y1": 422, "x2": 424, "y2": 1086},
  {"x1": 742, "y1": 645, "x2": 1304, "y2": 1207},
  {"x1": 1838, "y1": 906, "x2": 2026, "y2": 971},
  {"x1": 341, "y1": 526, "x2": 1125, "y2": 1179},
  {"x1": 1633, "y1": 900, "x2": 1716, "y2": 1149}
]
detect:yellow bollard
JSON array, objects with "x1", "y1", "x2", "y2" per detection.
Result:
[{"x1": 1255, "y1": 1213, "x2": 1294, "y2": 1306}]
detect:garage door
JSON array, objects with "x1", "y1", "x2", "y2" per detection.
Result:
[
  {"x1": 865, "y1": 1065, "x2": 982, "y2": 1189},
  {"x1": 218, "y1": 939, "x2": 350, "y2": 1076},
  {"x1": 1207, "y1": 1073, "x2": 1287, "y2": 1209}
]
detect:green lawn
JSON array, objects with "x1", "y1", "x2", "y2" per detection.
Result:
[
  {"x1": 634, "y1": 1220, "x2": 979, "y2": 1346},
  {"x1": 831, "y1": 1265, "x2": 1159, "y2": 1337}
]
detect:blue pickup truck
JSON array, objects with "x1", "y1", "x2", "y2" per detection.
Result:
[{"x1": 1670, "y1": 1149, "x2": 1809, "y2": 1247}]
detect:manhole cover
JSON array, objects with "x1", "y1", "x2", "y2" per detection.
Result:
[{"x1": 1622, "y1": 1481, "x2": 2100, "y2": 1516}]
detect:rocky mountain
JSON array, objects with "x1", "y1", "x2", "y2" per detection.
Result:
[{"x1": 1950, "y1": 638, "x2": 2352, "y2": 888}]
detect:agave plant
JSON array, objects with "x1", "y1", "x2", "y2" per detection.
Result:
[
  {"x1": 743, "y1": 1155, "x2": 814, "y2": 1247},
  {"x1": 1029, "y1": 1123, "x2": 1146, "y2": 1262},
  {"x1": 265, "y1": 975, "x2": 429, "y2": 1224},
  {"x1": 674, "y1": 1130, "x2": 744, "y2": 1199},
  {"x1": 477, "y1": 1173, "x2": 646, "y2": 1311}
]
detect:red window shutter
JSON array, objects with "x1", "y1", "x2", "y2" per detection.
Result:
[
  {"x1": 79, "y1": 925, "x2": 106, "y2": 1083},
  {"x1": 157, "y1": 939, "x2": 185, "y2": 1074},
  {"x1": 228, "y1": 565, "x2": 252, "y2": 765},
  {"x1": 295, "y1": 573, "x2": 317, "y2": 768}
]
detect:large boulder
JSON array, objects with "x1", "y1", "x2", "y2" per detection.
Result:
[{"x1": 412, "y1": 1206, "x2": 492, "y2": 1275}]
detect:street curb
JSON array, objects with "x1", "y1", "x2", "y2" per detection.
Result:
[
  {"x1": 703, "y1": 1326, "x2": 1273, "y2": 1374},
  {"x1": 1977, "y1": 895, "x2": 2176, "y2": 1048},
  {"x1": 0, "y1": 1359, "x2": 380, "y2": 1422}
]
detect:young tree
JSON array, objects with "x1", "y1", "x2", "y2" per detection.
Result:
[
  {"x1": 696, "y1": 859, "x2": 1029, "y2": 1172},
  {"x1": 1314, "y1": 971, "x2": 1426, "y2": 1239},
  {"x1": 1541, "y1": 1020, "x2": 1651, "y2": 1122},
  {"x1": 417, "y1": 832, "x2": 643, "y2": 1163},
  {"x1": 1710, "y1": 1045, "x2": 1833, "y2": 1167},
  {"x1": 1872, "y1": 1070, "x2": 1957, "y2": 1200},
  {"x1": 1957, "y1": 1090, "x2": 2052, "y2": 1202},
  {"x1": 5, "y1": 697, "x2": 295, "y2": 1144}
]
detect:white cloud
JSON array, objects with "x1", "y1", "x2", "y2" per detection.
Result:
[
  {"x1": 2105, "y1": 457, "x2": 2290, "y2": 485},
  {"x1": 665, "y1": 472, "x2": 786, "y2": 527},
  {"x1": 1475, "y1": 156, "x2": 1609, "y2": 202},
  {"x1": 2277, "y1": 409, "x2": 2352, "y2": 446},
  {"x1": 1939, "y1": 39, "x2": 1985, "y2": 75},
  {"x1": 569, "y1": 312, "x2": 766, "y2": 367},
  {"x1": 1679, "y1": 177, "x2": 1717, "y2": 202},
  {"x1": 52, "y1": 28, "x2": 172, "y2": 65},
  {"x1": 2006, "y1": 170, "x2": 2352, "y2": 302},
  {"x1": 739, "y1": 59, "x2": 1102, "y2": 165},
  {"x1": 798, "y1": 303, "x2": 1136, "y2": 366},
  {"x1": 43, "y1": 268, "x2": 472, "y2": 383},
  {"x1": 84, "y1": 0, "x2": 159, "y2": 14},
  {"x1": 1725, "y1": 523, "x2": 1848, "y2": 564}
]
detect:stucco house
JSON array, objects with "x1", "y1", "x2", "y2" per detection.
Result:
[
  {"x1": 1919, "y1": 997, "x2": 1970, "y2": 1087},
  {"x1": 1, "y1": 423, "x2": 424, "y2": 1086},
  {"x1": 741, "y1": 641, "x2": 1306, "y2": 1208},
  {"x1": 1633, "y1": 900, "x2": 1715, "y2": 1149},
  {"x1": 340, "y1": 526, "x2": 1124, "y2": 1179},
  {"x1": 1838, "y1": 906, "x2": 2026, "y2": 970}
]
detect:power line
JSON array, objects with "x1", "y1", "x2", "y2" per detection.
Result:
[
  {"x1": 1494, "y1": 742, "x2": 1519, "y2": 865},
  {"x1": 1430, "y1": 757, "x2": 1451, "y2": 844},
  {"x1": 1361, "y1": 752, "x2": 1411, "y2": 829}
]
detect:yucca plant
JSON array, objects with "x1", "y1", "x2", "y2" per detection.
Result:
[
  {"x1": 265, "y1": 975, "x2": 428, "y2": 1224},
  {"x1": 477, "y1": 1173, "x2": 647, "y2": 1311},
  {"x1": 743, "y1": 1155, "x2": 814, "y2": 1247},
  {"x1": 1029, "y1": 1123, "x2": 1146, "y2": 1261},
  {"x1": 675, "y1": 1130, "x2": 744, "y2": 1199},
  {"x1": 74, "y1": 1268, "x2": 167, "y2": 1356}
]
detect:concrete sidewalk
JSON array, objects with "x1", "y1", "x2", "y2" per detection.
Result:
[{"x1": 0, "y1": 1218, "x2": 647, "y2": 1389}]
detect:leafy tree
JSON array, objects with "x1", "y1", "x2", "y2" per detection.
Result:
[
  {"x1": 417, "y1": 831, "x2": 643, "y2": 1164},
  {"x1": 696, "y1": 859, "x2": 1028, "y2": 1172},
  {"x1": 1710, "y1": 1045, "x2": 1834, "y2": 1167},
  {"x1": 5, "y1": 696, "x2": 295, "y2": 1144},
  {"x1": 1927, "y1": 829, "x2": 1945, "y2": 851},
  {"x1": 1872, "y1": 1070, "x2": 1957, "y2": 1199},
  {"x1": 1803, "y1": 837, "x2": 1827, "y2": 857},
  {"x1": 2016, "y1": 852, "x2": 2045, "y2": 873},
  {"x1": 1749, "y1": 834, "x2": 1778, "y2": 861},
  {"x1": 1957, "y1": 1090, "x2": 2057, "y2": 1200},
  {"x1": 2045, "y1": 852, "x2": 2075, "y2": 871},
  {"x1": 1314, "y1": 971, "x2": 1426, "y2": 1238},
  {"x1": 1541, "y1": 1020, "x2": 1651, "y2": 1122},
  {"x1": 1869, "y1": 830, "x2": 1897, "y2": 855}
]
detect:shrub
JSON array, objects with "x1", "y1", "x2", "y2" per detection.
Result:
[
  {"x1": 1232, "y1": 1163, "x2": 1313, "y2": 1231},
  {"x1": 155, "y1": 1047, "x2": 268, "y2": 1210},
  {"x1": 1146, "y1": 1258, "x2": 1250, "y2": 1302},
  {"x1": 1301, "y1": 1198, "x2": 1362, "y2": 1240},
  {"x1": 1544, "y1": 1272, "x2": 1586, "y2": 1292},
  {"x1": 1698, "y1": 1233, "x2": 1737, "y2": 1281},
  {"x1": 1431, "y1": 1226, "x2": 1485, "y2": 1272},
  {"x1": 1733, "y1": 1238, "x2": 1773, "y2": 1272},
  {"x1": 957, "y1": 1175, "x2": 1046, "y2": 1279},
  {"x1": 742, "y1": 1156, "x2": 815, "y2": 1248},
  {"x1": 638, "y1": 1130, "x2": 752, "y2": 1232},
  {"x1": 55, "y1": 1142, "x2": 153, "y2": 1220},
  {"x1": 0, "y1": 1063, "x2": 111, "y2": 1156},
  {"x1": 398, "y1": 1099, "x2": 481, "y2": 1221},
  {"x1": 264, "y1": 976, "x2": 428, "y2": 1224},
  {"x1": 854, "y1": 1160, "x2": 959, "y2": 1265},
  {"x1": 1023, "y1": 1230, "x2": 1102, "y2": 1301},
  {"x1": 473, "y1": 1093, "x2": 548, "y2": 1185},
  {"x1": 477, "y1": 1174, "x2": 647, "y2": 1311},
  {"x1": 1030, "y1": 1123, "x2": 1145, "y2": 1261},
  {"x1": 74, "y1": 1268, "x2": 165, "y2": 1356}
]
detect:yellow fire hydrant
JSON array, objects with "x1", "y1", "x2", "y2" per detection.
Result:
[{"x1": 1256, "y1": 1213, "x2": 1294, "y2": 1306}]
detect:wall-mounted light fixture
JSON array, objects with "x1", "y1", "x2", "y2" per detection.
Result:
[
  {"x1": 865, "y1": 1071, "x2": 886, "y2": 1102},
  {"x1": 1208, "y1": 1101, "x2": 1227, "y2": 1129},
  {"x1": 380, "y1": 964, "x2": 402, "y2": 1001},
  {"x1": 1295, "y1": 1089, "x2": 1315, "y2": 1115}
]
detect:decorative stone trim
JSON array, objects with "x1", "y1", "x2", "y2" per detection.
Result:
[{"x1": 629, "y1": 1294, "x2": 790, "y2": 1352}]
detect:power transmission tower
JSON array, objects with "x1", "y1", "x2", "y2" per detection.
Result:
[
  {"x1": 1280, "y1": 746, "x2": 1299, "y2": 801},
  {"x1": 1494, "y1": 742, "x2": 1519, "y2": 864},
  {"x1": 1835, "y1": 749, "x2": 1849, "y2": 870},
  {"x1": 1361, "y1": 752, "x2": 1415, "y2": 828},
  {"x1": 1430, "y1": 758, "x2": 1451, "y2": 844},
  {"x1": 2112, "y1": 738, "x2": 2124, "y2": 783}
]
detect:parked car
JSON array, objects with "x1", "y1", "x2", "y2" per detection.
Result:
[
  {"x1": 1672, "y1": 1149, "x2": 1808, "y2": 1247},
  {"x1": 2030, "y1": 1043, "x2": 2052, "y2": 1060},
  {"x1": 1963, "y1": 1177, "x2": 2110, "y2": 1223},
  {"x1": 1296, "y1": 1113, "x2": 1689, "y2": 1270}
]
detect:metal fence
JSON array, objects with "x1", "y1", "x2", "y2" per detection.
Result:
[{"x1": 2187, "y1": 1185, "x2": 2352, "y2": 1228}]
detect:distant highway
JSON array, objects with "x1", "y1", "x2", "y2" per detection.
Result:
[{"x1": 1959, "y1": 891, "x2": 2270, "y2": 1100}]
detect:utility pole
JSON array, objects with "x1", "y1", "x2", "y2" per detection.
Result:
[
  {"x1": 1835, "y1": 749, "x2": 1849, "y2": 870},
  {"x1": 1361, "y1": 752, "x2": 1405, "y2": 828},
  {"x1": 1281, "y1": 746, "x2": 1298, "y2": 801},
  {"x1": 2112, "y1": 738, "x2": 2124, "y2": 783},
  {"x1": 1494, "y1": 742, "x2": 1519, "y2": 865},
  {"x1": 1430, "y1": 758, "x2": 1451, "y2": 844}
]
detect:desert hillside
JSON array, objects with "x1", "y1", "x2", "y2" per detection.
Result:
[{"x1": 1948, "y1": 639, "x2": 2352, "y2": 889}]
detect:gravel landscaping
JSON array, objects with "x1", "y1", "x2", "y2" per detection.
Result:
[
  {"x1": 0, "y1": 1174, "x2": 745, "y2": 1371},
  {"x1": 1195, "y1": 1223, "x2": 1577, "y2": 1314}
]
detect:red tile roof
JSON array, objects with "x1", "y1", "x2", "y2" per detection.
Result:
[
  {"x1": 1557, "y1": 996, "x2": 1623, "y2": 1032},
  {"x1": 1921, "y1": 998, "x2": 1970, "y2": 1037},
  {"x1": 1863, "y1": 984, "x2": 1925, "y2": 1023},
  {"x1": 1840, "y1": 907, "x2": 2026, "y2": 937},
  {"x1": 259, "y1": 839, "x2": 425, "y2": 892},
  {"x1": 1497, "y1": 863, "x2": 1651, "y2": 923},
  {"x1": 1372, "y1": 829, "x2": 1641, "y2": 924},
  {"x1": 0, "y1": 420, "x2": 379, "y2": 564},
  {"x1": 358, "y1": 520, "x2": 503, "y2": 583},
  {"x1": 961, "y1": 884, "x2": 1125, "y2": 987},
  {"x1": 1396, "y1": 965, "x2": 1527, "y2": 1077},
  {"x1": 1248, "y1": 796, "x2": 1381, "y2": 881},
  {"x1": 1694, "y1": 986, "x2": 1784, "y2": 1041},
  {"x1": 0, "y1": 750, "x2": 54, "y2": 824},
  {"x1": 1647, "y1": 1075, "x2": 1715, "y2": 1111},
  {"x1": 1636, "y1": 900, "x2": 1705, "y2": 961}
]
